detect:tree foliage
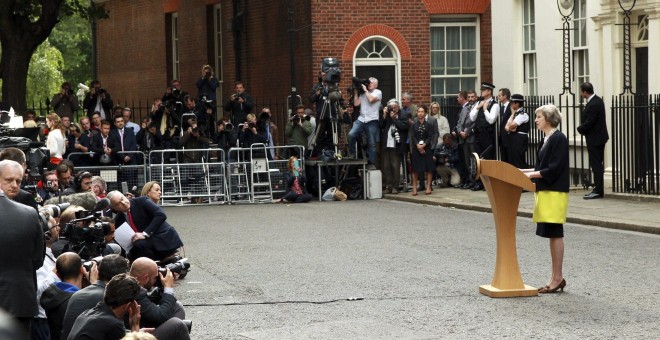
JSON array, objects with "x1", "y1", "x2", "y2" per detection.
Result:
[
  {"x1": 26, "y1": 39, "x2": 64, "y2": 108},
  {"x1": 0, "y1": 0, "x2": 106, "y2": 112},
  {"x1": 48, "y1": 10, "x2": 92, "y2": 87}
]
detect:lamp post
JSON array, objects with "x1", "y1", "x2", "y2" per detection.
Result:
[
  {"x1": 618, "y1": 0, "x2": 636, "y2": 94},
  {"x1": 557, "y1": 0, "x2": 575, "y2": 93}
]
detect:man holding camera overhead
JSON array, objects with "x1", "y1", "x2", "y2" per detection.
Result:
[
  {"x1": 348, "y1": 77, "x2": 382, "y2": 168},
  {"x1": 223, "y1": 81, "x2": 254, "y2": 127}
]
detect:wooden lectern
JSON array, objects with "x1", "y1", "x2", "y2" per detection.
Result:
[{"x1": 473, "y1": 154, "x2": 538, "y2": 298}]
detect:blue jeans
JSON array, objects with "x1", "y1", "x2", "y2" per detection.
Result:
[{"x1": 348, "y1": 119, "x2": 379, "y2": 164}]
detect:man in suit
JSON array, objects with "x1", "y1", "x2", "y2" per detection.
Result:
[
  {"x1": 61, "y1": 254, "x2": 129, "y2": 340},
  {"x1": 577, "y1": 82, "x2": 609, "y2": 199},
  {"x1": 108, "y1": 114, "x2": 138, "y2": 184},
  {"x1": 108, "y1": 191, "x2": 184, "y2": 262},
  {"x1": 452, "y1": 90, "x2": 477, "y2": 189},
  {"x1": 0, "y1": 147, "x2": 39, "y2": 210},
  {"x1": 89, "y1": 120, "x2": 113, "y2": 165},
  {"x1": 497, "y1": 88, "x2": 512, "y2": 164},
  {"x1": 0, "y1": 160, "x2": 45, "y2": 337}
]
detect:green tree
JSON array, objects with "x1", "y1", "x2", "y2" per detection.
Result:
[
  {"x1": 0, "y1": 0, "x2": 106, "y2": 114},
  {"x1": 48, "y1": 11, "x2": 92, "y2": 87},
  {"x1": 26, "y1": 39, "x2": 64, "y2": 113}
]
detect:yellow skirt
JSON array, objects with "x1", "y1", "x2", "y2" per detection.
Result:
[{"x1": 533, "y1": 191, "x2": 568, "y2": 224}]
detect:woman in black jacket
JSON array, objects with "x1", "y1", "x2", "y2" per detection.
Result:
[
  {"x1": 522, "y1": 104, "x2": 569, "y2": 294},
  {"x1": 410, "y1": 105, "x2": 435, "y2": 196}
]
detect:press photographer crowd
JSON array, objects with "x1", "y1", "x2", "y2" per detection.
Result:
[{"x1": 0, "y1": 56, "x2": 532, "y2": 337}]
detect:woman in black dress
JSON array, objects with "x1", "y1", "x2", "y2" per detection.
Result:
[
  {"x1": 410, "y1": 105, "x2": 435, "y2": 196},
  {"x1": 521, "y1": 104, "x2": 569, "y2": 293}
]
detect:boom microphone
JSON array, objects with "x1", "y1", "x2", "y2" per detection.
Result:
[{"x1": 44, "y1": 192, "x2": 98, "y2": 211}]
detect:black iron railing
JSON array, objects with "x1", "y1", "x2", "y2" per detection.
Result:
[{"x1": 611, "y1": 94, "x2": 660, "y2": 195}]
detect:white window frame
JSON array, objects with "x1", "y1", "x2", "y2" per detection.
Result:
[
  {"x1": 522, "y1": 0, "x2": 537, "y2": 95},
  {"x1": 213, "y1": 4, "x2": 223, "y2": 97},
  {"x1": 353, "y1": 36, "x2": 401, "y2": 100},
  {"x1": 429, "y1": 16, "x2": 480, "y2": 100},
  {"x1": 171, "y1": 13, "x2": 180, "y2": 81}
]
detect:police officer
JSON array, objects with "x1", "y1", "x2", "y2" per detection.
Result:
[
  {"x1": 504, "y1": 94, "x2": 530, "y2": 169},
  {"x1": 468, "y1": 82, "x2": 499, "y2": 190}
]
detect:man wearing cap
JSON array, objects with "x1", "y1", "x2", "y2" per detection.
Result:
[
  {"x1": 469, "y1": 82, "x2": 500, "y2": 190},
  {"x1": 504, "y1": 94, "x2": 530, "y2": 169},
  {"x1": 577, "y1": 82, "x2": 608, "y2": 200}
]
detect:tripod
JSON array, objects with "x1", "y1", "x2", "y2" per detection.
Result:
[{"x1": 309, "y1": 94, "x2": 342, "y2": 159}]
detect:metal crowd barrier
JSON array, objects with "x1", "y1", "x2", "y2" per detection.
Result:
[
  {"x1": 226, "y1": 145, "x2": 304, "y2": 204},
  {"x1": 67, "y1": 151, "x2": 149, "y2": 195},
  {"x1": 148, "y1": 149, "x2": 227, "y2": 206}
]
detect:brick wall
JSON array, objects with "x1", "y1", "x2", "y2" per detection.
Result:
[{"x1": 95, "y1": 0, "x2": 491, "y2": 118}]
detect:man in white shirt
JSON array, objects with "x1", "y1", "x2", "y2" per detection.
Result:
[{"x1": 347, "y1": 77, "x2": 382, "y2": 167}]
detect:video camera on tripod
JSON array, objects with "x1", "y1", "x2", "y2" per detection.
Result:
[{"x1": 321, "y1": 58, "x2": 342, "y2": 103}]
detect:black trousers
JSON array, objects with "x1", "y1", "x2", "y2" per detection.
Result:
[
  {"x1": 507, "y1": 134, "x2": 529, "y2": 169},
  {"x1": 474, "y1": 129, "x2": 495, "y2": 160},
  {"x1": 587, "y1": 143, "x2": 605, "y2": 195}
]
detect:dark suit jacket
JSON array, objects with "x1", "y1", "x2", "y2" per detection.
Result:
[
  {"x1": 114, "y1": 197, "x2": 183, "y2": 252},
  {"x1": 577, "y1": 94, "x2": 609, "y2": 146},
  {"x1": 136, "y1": 287, "x2": 179, "y2": 328},
  {"x1": 15, "y1": 188, "x2": 39, "y2": 210},
  {"x1": 108, "y1": 127, "x2": 138, "y2": 164},
  {"x1": 61, "y1": 281, "x2": 106, "y2": 340},
  {"x1": 0, "y1": 193, "x2": 45, "y2": 317},
  {"x1": 89, "y1": 133, "x2": 111, "y2": 164},
  {"x1": 66, "y1": 133, "x2": 93, "y2": 166},
  {"x1": 499, "y1": 103, "x2": 512, "y2": 147},
  {"x1": 534, "y1": 131, "x2": 570, "y2": 192}
]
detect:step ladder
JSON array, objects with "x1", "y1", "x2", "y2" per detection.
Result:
[
  {"x1": 250, "y1": 143, "x2": 274, "y2": 203},
  {"x1": 228, "y1": 148, "x2": 251, "y2": 203}
]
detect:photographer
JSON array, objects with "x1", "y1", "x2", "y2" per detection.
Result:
[
  {"x1": 238, "y1": 114, "x2": 268, "y2": 151},
  {"x1": 34, "y1": 209, "x2": 60, "y2": 339},
  {"x1": 83, "y1": 80, "x2": 113, "y2": 120},
  {"x1": 380, "y1": 99, "x2": 409, "y2": 194},
  {"x1": 61, "y1": 254, "x2": 130, "y2": 340},
  {"x1": 180, "y1": 120, "x2": 210, "y2": 163},
  {"x1": 180, "y1": 95, "x2": 205, "y2": 134},
  {"x1": 150, "y1": 98, "x2": 180, "y2": 141},
  {"x1": 223, "y1": 81, "x2": 254, "y2": 126},
  {"x1": 308, "y1": 70, "x2": 341, "y2": 154},
  {"x1": 51, "y1": 82, "x2": 79, "y2": 119},
  {"x1": 162, "y1": 79, "x2": 188, "y2": 117},
  {"x1": 129, "y1": 257, "x2": 189, "y2": 340},
  {"x1": 37, "y1": 170, "x2": 60, "y2": 203},
  {"x1": 0, "y1": 166, "x2": 45, "y2": 336},
  {"x1": 196, "y1": 65, "x2": 219, "y2": 103},
  {"x1": 66, "y1": 123, "x2": 93, "y2": 167},
  {"x1": 40, "y1": 252, "x2": 89, "y2": 340},
  {"x1": 285, "y1": 105, "x2": 313, "y2": 158},
  {"x1": 212, "y1": 118, "x2": 236, "y2": 154},
  {"x1": 434, "y1": 133, "x2": 461, "y2": 188},
  {"x1": 348, "y1": 77, "x2": 382, "y2": 168}
]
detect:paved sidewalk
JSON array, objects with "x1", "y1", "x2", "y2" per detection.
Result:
[{"x1": 384, "y1": 187, "x2": 660, "y2": 235}]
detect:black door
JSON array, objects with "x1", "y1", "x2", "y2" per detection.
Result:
[
  {"x1": 635, "y1": 47, "x2": 648, "y2": 95},
  {"x1": 355, "y1": 66, "x2": 396, "y2": 104}
]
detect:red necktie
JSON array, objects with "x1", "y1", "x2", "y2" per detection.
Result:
[{"x1": 127, "y1": 211, "x2": 138, "y2": 233}]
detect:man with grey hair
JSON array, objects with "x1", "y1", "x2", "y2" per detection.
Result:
[
  {"x1": 0, "y1": 159, "x2": 44, "y2": 337},
  {"x1": 0, "y1": 148, "x2": 38, "y2": 209},
  {"x1": 348, "y1": 77, "x2": 382, "y2": 167}
]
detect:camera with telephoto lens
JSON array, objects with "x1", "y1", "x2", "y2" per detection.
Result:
[
  {"x1": 351, "y1": 77, "x2": 371, "y2": 96},
  {"x1": 223, "y1": 122, "x2": 234, "y2": 132},
  {"x1": 82, "y1": 256, "x2": 104, "y2": 272},
  {"x1": 200, "y1": 95, "x2": 214, "y2": 108},
  {"x1": 191, "y1": 126, "x2": 199, "y2": 133},
  {"x1": 157, "y1": 257, "x2": 190, "y2": 279},
  {"x1": 391, "y1": 127, "x2": 401, "y2": 144}
]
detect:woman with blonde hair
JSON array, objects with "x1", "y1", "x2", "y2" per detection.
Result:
[
  {"x1": 46, "y1": 113, "x2": 67, "y2": 169},
  {"x1": 141, "y1": 181, "x2": 162, "y2": 204},
  {"x1": 429, "y1": 101, "x2": 450, "y2": 147},
  {"x1": 279, "y1": 156, "x2": 312, "y2": 203},
  {"x1": 522, "y1": 104, "x2": 569, "y2": 293}
]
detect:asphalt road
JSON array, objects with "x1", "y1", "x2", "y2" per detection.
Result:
[{"x1": 165, "y1": 200, "x2": 660, "y2": 339}]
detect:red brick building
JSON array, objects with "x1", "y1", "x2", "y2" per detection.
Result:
[{"x1": 95, "y1": 0, "x2": 491, "y2": 120}]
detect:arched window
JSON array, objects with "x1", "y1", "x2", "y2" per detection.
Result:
[{"x1": 356, "y1": 39, "x2": 394, "y2": 58}]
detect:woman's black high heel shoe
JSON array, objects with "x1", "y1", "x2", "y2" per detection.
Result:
[{"x1": 539, "y1": 279, "x2": 566, "y2": 293}]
